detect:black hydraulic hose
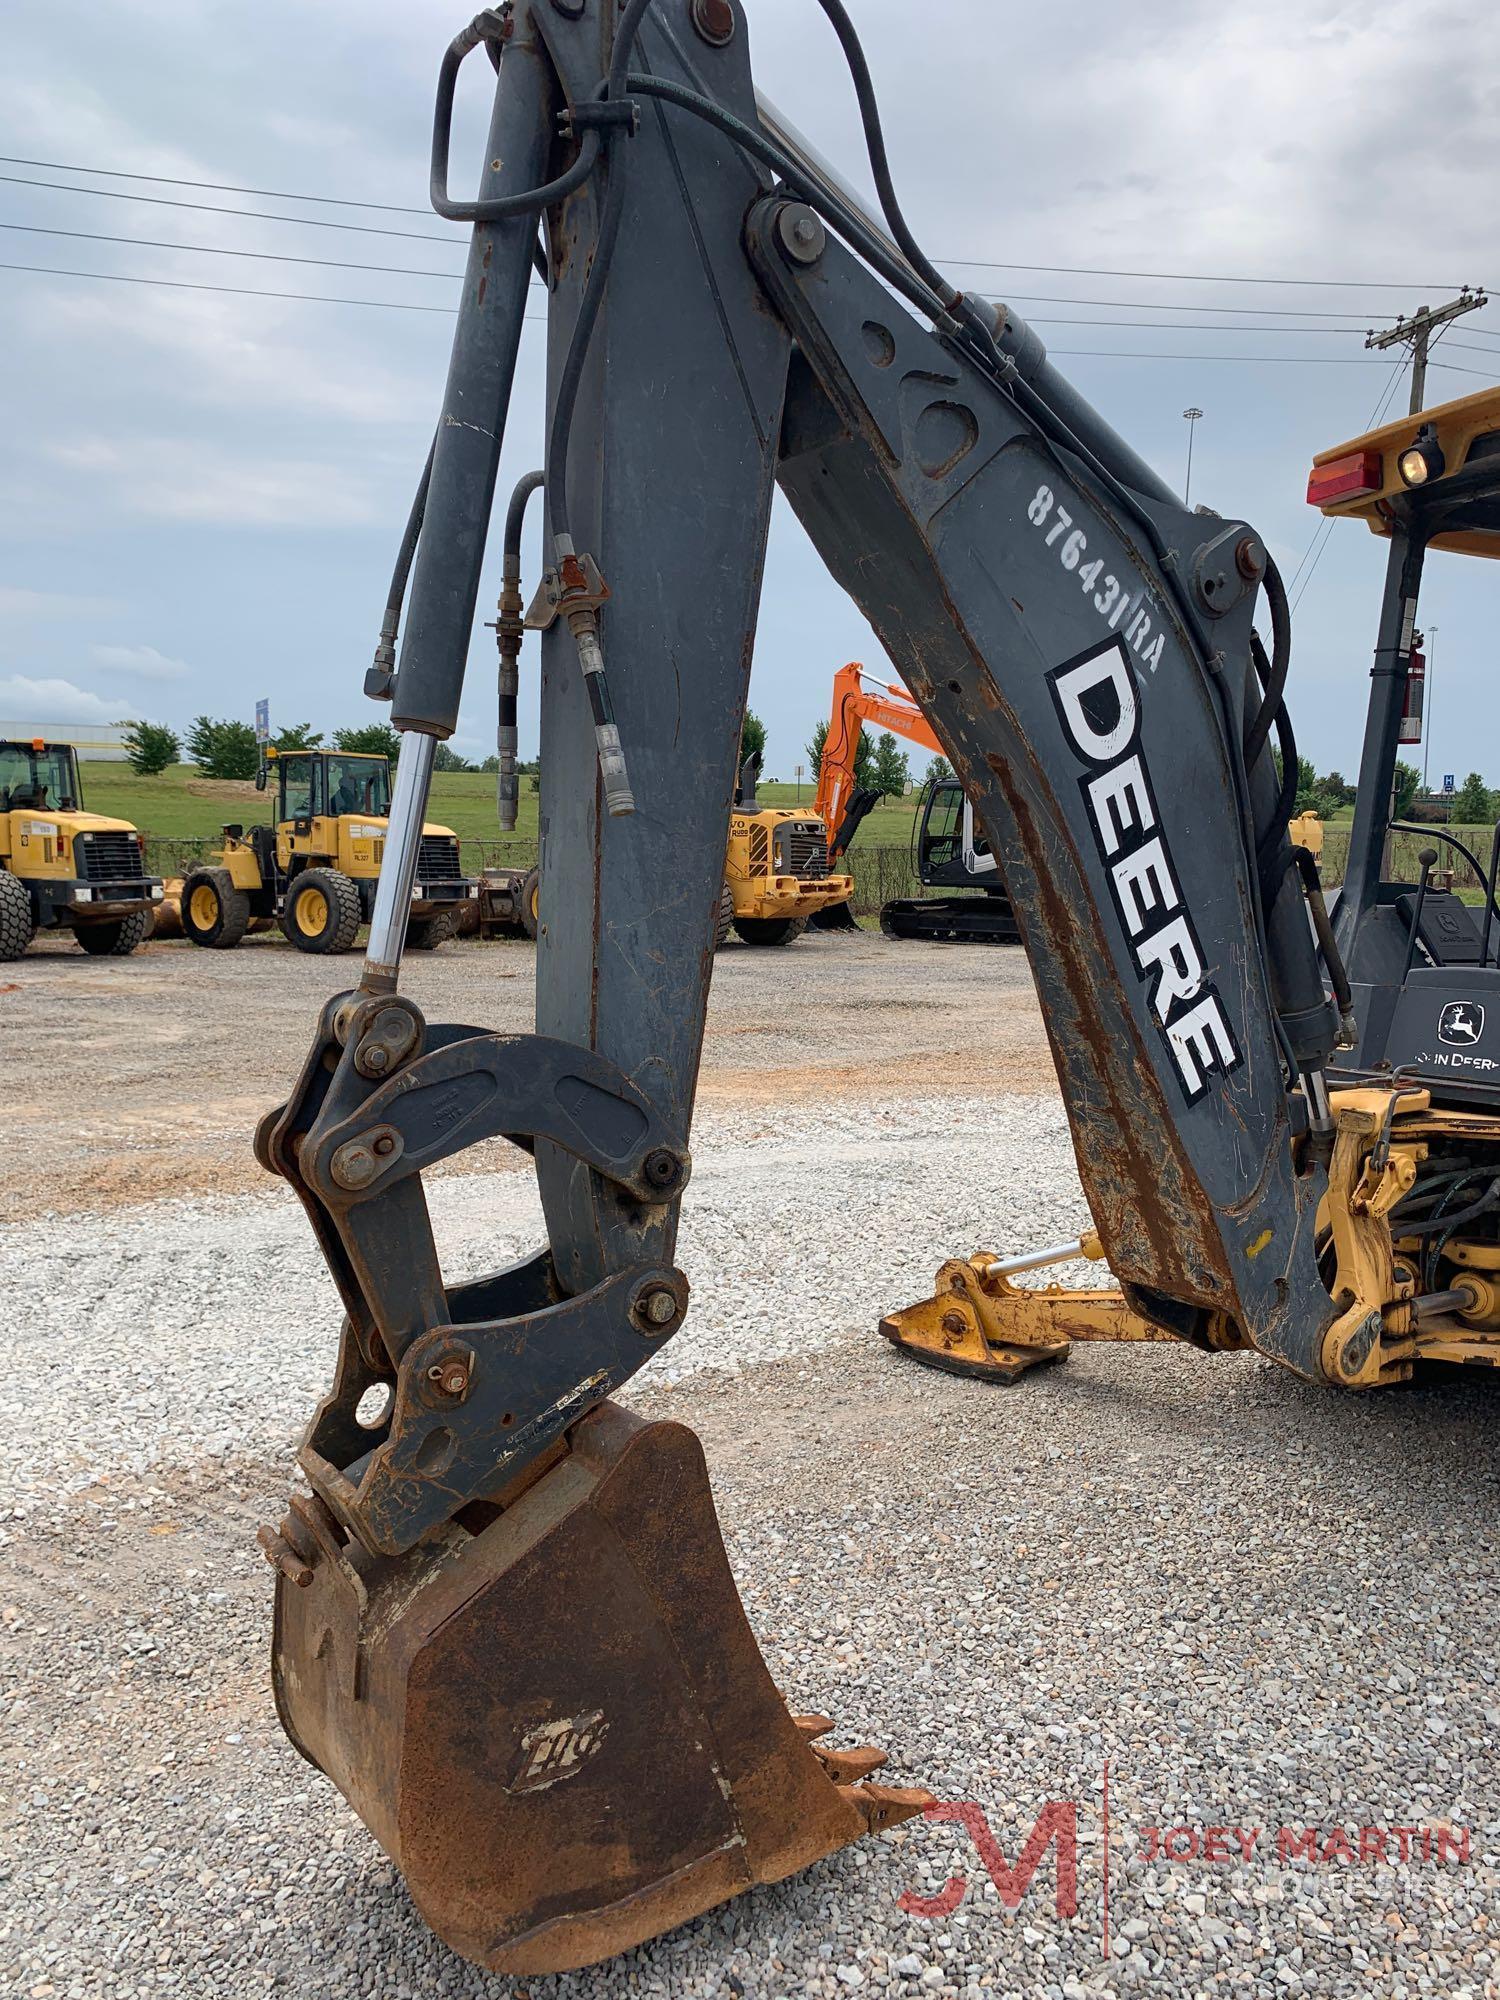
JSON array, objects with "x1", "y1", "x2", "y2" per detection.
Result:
[
  {"x1": 495, "y1": 469, "x2": 545, "y2": 830},
  {"x1": 1243, "y1": 556, "x2": 1291, "y2": 769},
  {"x1": 803, "y1": 0, "x2": 958, "y2": 311},
  {"x1": 1480, "y1": 816, "x2": 1500, "y2": 965},
  {"x1": 505, "y1": 465, "x2": 545, "y2": 558},
  {"x1": 429, "y1": 15, "x2": 601, "y2": 223},
  {"x1": 366, "y1": 431, "x2": 437, "y2": 699},
  {"x1": 1292, "y1": 843, "x2": 1356, "y2": 1040},
  {"x1": 1420, "y1": 1169, "x2": 1500, "y2": 1289},
  {"x1": 1388, "y1": 823, "x2": 1500, "y2": 944},
  {"x1": 389, "y1": 434, "x2": 435, "y2": 619}
]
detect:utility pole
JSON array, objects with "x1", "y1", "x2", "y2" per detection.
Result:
[
  {"x1": 1181, "y1": 407, "x2": 1203, "y2": 503},
  {"x1": 1366, "y1": 289, "x2": 1488, "y2": 413}
]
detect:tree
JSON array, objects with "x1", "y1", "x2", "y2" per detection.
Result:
[
  {"x1": 433, "y1": 742, "x2": 471, "y2": 772},
  {"x1": 273, "y1": 723, "x2": 323, "y2": 751},
  {"x1": 122, "y1": 720, "x2": 180, "y2": 776},
  {"x1": 740, "y1": 709, "x2": 767, "y2": 765},
  {"x1": 924, "y1": 755, "x2": 953, "y2": 785},
  {"x1": 333, "y1": 722, "x2": 401, "y2": 764},
  {"x1": 479, "y1": 754, "x2": 500, "y2": 774},
  {"x1": 1454, "y1": 771, "x2": 1493, "y2": 824},
  {"x1": 186, "y1": 714, "x2": 259, "y2": 780},
  {"x1": 1394, "y1": 760, "x2": 1421, "y2": 821},
  {"x1": 872, "y1": 731, "x2": 910, "y2": 799}
]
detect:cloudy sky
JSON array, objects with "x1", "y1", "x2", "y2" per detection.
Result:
[{"x1": 2, "y1": 0, "x2": 1497, "y2": 789}]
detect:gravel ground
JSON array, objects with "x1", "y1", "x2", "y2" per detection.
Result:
[{"x1": 3, "y1": 935, "x2": 1498, "y2": 2000}]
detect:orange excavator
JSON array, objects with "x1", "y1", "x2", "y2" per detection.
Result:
[{"x1": 812, "y1": 662, "x2": 1019, "y2": 941}]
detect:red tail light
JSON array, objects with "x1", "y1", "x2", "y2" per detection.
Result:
[{"x1": 1306, "y1": 450, "x2": 1383, "y2": 507}]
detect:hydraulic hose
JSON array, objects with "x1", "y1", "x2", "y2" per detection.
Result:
[
  {"x1": 495, "y1": 468, "x2": 545, "y2": 830},
  {"x1": 1243, "y1": 556, "x2": 1291, "y2": 770},
  {"x1": 366, "y1": 432, "x2": 436, "y2": 701},
  {"x1": 429, "y1": 14, "x2": 602, "y2": 223}
]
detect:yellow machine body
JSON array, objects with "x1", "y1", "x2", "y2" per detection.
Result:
[
  {"x1": 883, "y1": 1089, "x2": 1500, "y2": 1386},
  {"x1": 0, "y1": 739, "x2": 161, "y2": 956},
  {"x1": 725, "y1": 806, "x2": 853, "y2": 928},
  {"x1": 1308, "y1": 385, "x2": 1500, "y2": 560}
]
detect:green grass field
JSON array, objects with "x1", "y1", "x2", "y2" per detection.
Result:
[
  {"x1": 79, "y1": 761, "x2": 1498, "y2": 910},
  {"x1": 77, "y1": 763, "x2": 922, "y2": 864}
]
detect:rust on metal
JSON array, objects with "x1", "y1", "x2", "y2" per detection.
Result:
[{"x1": 271, "y1": 1401, "x2": 931, "y2": 1974}]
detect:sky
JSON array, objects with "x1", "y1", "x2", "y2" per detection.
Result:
[{"x1": 1, "y1": 0, "x2": 1498, "y2": 791}]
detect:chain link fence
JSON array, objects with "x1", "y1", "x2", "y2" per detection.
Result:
[{"x1": 148, "y1": 827, "x2": 1500, "y2": 909}]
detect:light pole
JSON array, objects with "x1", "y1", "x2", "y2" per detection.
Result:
[{"x1": 1182, "y1": 407, "x2": 1203, "y2": 504}]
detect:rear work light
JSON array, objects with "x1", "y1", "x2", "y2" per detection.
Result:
[{"x1": 1306, "y1": 450, "x2": 1383, "y2": 507}]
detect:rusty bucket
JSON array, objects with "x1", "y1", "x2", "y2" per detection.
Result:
[{"x1": 271, "y1": 1400, "x2": 928, "y2": 1974}]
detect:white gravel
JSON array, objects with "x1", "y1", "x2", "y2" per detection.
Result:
[
  {"x1": 4, "y1": 964, "x2": 1499, "y2": 2000},
  {"x1": 0, "y1": 1091, "x2": 1092, "y2": 1508}
]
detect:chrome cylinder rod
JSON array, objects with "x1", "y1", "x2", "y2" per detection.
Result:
[
  {"x1": 362, "y1": 730, "x2": 437, "y2": 994},
  {"x1": 992, "y1": 1230, "x2": 1105, "y2": 1277}
]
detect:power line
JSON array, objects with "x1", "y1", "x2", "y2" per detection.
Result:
[
  {"x1": 938, "y1": 254, "x2": 1487, "y2": 294},
  {"x1": 0, "y1": 155, "x2": 1486, "y2": 296},
  {"x1": 0, "y1": 220, "x2": 462, "y2": 281},
  {"x1": 1, "y1": 230, "x2": 1403, "y2": 332},
  {"x1": 0, "y1": 260, "x2": 459, "y2": 314},
  {"x1": 2, "y1": 260, "x2": 1495, "y2": 379},
  {"x1": 1288, "y1": 360, "x2": 1410, "y2": 610},
  {"x1": 1003, "y1": 291, "x2": 1475, "y2": 321},
  {"x1": 0, "y1": 154, "x2": 436, "y2": 216},
  {"x1": 0, "y1": 171, "x2": 461, "y2": 247}
]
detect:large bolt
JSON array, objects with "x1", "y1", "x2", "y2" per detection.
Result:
[
  {"x1": 1234, "y1": 535, "x2": 1267, "y2": 580},
  {"x1": 329, "y1": 1140, "x2": 379, "y2": 1191},
  {"x1": 690, "y1": 0, "x2": 736, "y2": 44},
  {"x1": 643, "y1": 1147, "x2": 683, "y2": 1193},
  {"x1": 362, "y1": 1044, "x2": 390, "y2": 1075},
  {"x1": 636, "y1": 1284, "x2": 680, "y2": 1334},
  {"x1": 777, "y1": 204, "x2": 826, "y2": 267},
  {"x1": 427, "y1": 1355, "x2": 473, "y2": 1398}
]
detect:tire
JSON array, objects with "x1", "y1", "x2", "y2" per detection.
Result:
[
  {"x1": 75, "y1": 908, "x2": 151, "y2": 956},
  {"x1": 519, "y1": 867, "x2": 540, "y2": 941},
  {"x1": 731, "y1": 915, "x2": 808, "y2": 947},
  {"x1": 0, "y1": 870, "x2": 36, "y2": 961},
  {"x1": 280, "y1": 867, "x2": 362, "y2": 954},
  {"x1": 714, "y1": 884, "x2": 734, "y2": 950},
  {"x1": 180, "y1": 869, "x2": 251, "y2": 950},
  {"x1": 405, "y1": 911, "x2": 455, "y2": 951}
]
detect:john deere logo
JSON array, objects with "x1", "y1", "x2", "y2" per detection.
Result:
[{"x1": 1438, "y1": 1001, "x2": 1485, "y2": 1047}]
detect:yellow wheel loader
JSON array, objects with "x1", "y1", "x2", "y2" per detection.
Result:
[
  {"x1": 0, "y1": 738, "x2": 162, "y2": 960},
  {"x1": 720, "y1": 754, "x2": 853, "y2": 945},
  {"x1": 179, "y1": 748, "x2": 473, "y2": 956}
]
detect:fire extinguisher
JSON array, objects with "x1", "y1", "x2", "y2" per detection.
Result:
[{"x1": 1399, "y1": 632, "x2": 1426, "y2": 744}]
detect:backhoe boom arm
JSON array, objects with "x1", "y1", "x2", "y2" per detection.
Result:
[{"x1": 259, "y1": 1, "x2": 1344, "y2": 1973}]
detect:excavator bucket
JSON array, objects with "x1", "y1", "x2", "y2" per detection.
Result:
[
  {"x1": 270, "y1": 1400, "x2": 929, "y2": 1975},
  {"x1": 880, "y1": 1253, "x2": 1179, "y2": 1382},
  {"x1": 809, "y1": 898, "x2": 862, "y2": 932}
]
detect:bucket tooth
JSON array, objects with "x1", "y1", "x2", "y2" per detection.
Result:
[
  {"x1": 793, "y1": 1714, "x2": 836, "y2": 1742},
  {"x1": 843, "y1": 1781, "x2": 935, "y2": 1833},
  {"x1": 271, "y1": 1400, "x2": 929, "y2": 1975},
  {"x1": 812, "y1": 1744, "x2": 888, "y2": 1784}
]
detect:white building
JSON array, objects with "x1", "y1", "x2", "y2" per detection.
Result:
[{"x1": 0, "y1": 721, "x2": 133, "y2": 762}]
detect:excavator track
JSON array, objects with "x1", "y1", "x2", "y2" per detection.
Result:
[{"x1": 879, "y1": 894, "x2": 1022, "y2": 944}]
